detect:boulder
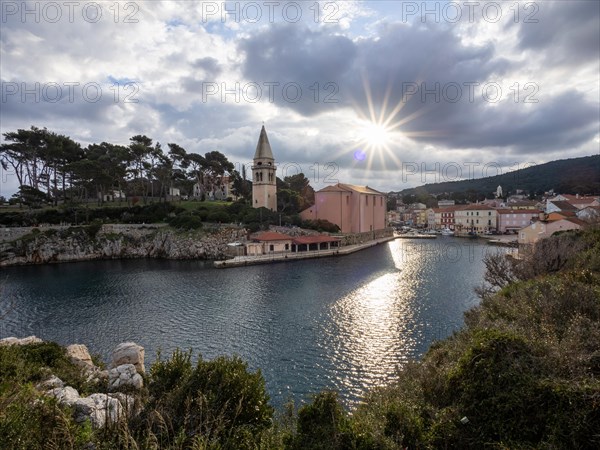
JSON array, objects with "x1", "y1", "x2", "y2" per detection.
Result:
[
  {"x1": 108, "y1": 364, "x2": 143, "y2": 391},
  {"x1": 0, "y1": 335, "x2": 43, "y2": 346},
  {"x1": 47, "y1": 386, "x2": 80, "y2": 407},
  {"x1": 47, "y1": 387, "x2": 132, "y2": 428},
  {"x1": 66, "y1": 344, "x2": 95, "y2": 369},
  {"x1": 37, "y1": 375, "x2": 64, "y2": 390},
  {"x1": 111, "y1": 342, "x2": 145, "y2": 373},
  {"x1": 73, "y1": 394, "x2": 124, "y2": 428}
]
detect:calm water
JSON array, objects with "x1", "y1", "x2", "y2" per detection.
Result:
[{"x1": 1, "y1": 238, "x2": 495, "y2": 407}]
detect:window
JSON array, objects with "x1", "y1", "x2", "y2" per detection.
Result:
[
  {"x1": 380, "y1": 197, "x2": 383, "y2": 206},
  {"x1": 489, "y1": 211, "x2": 492, "y2": 216},
  {"x1": 346, "y1": 196, "x2": 349, "y2": 205},
  {"x1": 269, "y1": 245, "x2": 274, "y2": 251},
  {"x1": 366, "y1": 196, "x2": 369, "y2": 205},
  {"x1": 285, "y1": 244, "x2": 289, "y2": 250}
]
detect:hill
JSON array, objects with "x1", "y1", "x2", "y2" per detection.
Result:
[{"x1": 396, "y1": 154, "x2": 600, "y2": 197}]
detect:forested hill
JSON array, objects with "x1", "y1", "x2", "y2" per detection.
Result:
[{"x1": 397, "y1": 155, "x2": 600, "y2": 196}]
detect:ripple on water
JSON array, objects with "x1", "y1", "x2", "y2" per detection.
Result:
[{"x1": 1, "y1": 239, "x2": 490, "y2": 407}]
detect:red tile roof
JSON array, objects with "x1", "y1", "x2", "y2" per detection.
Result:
[
  {"x1": 496, "y1": 209, "x2": 542, "y2": 215},
  {"x1": 292, "y1": 235, "x2": 341, "y2": 245},
  {"x1": 251, "y1": 232, "x2": 293, "y2": 241}
]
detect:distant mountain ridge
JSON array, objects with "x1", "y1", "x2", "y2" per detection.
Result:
[{"x1": 396, "y1": 155, "x2": 600, "y2": 196}]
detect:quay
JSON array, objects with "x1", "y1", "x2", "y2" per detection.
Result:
[{"x1": 214, "y1": 235, "x2": 396, "y2": 268}]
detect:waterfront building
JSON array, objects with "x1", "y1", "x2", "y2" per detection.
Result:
[
  {"x1": 252, "y1": 125, "x2": 277, "y2": 211},
  {"x1": 518, "y1": 217, "x2": 586, "y2": 246},
  {"x1": 454, "y1": 204, "x2": 497, "y2": 233},
  {"x1": 300, "y1": 183, "x2": 386, "y2": 233},
  {"x1": 496, "y1": 209, "x2": 541, "y2": 233},
  {"x1": 246, "y1": 231, "x2": 341, "y2": 255}
]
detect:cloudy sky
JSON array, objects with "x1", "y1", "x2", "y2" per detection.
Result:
[{"x1": 1, "y1": 0, "x2": 599, "y2": 196}]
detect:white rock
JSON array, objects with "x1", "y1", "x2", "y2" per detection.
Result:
[
  {"x1": 108, "y1": 392, "x2": 136, "y2": 415},
  {"x1": 74, "y1": 393, "x2": 124, "y2": 428},
  {"x1": 66, "y1": 344, "x2": 95, "y2": 369},
  {"x1": 108, "y1": 364, "x2": 143, "y2": 390},
  {"x1": 47, "y1": 386, "x2": 80, "y2": 407},
  {"x1": 37, "y1": 375, "x2": 64, "y2": 390},
  {"x1": 111, "y1": 342, "x2": 145, "y2": 373},
  {"x1": 0, "y1": 335, "x2": 43, "y2": 346}
]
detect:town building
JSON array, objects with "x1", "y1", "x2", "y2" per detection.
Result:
[
  {"x1": 546, "y1": 200, "x2": 579, "y2": 214},
  {"x1": 518, "y1": 218, "x2": 586, "y2": 246},
  {"x1": 245, "y1": 231, "x2": 341, "y2": 256},
  {"x1": 300, "y1": 183, "x2": 386, "y2": 233},
  {"x1": 454, "y1": 204, "x2": 497, "y2": 233},
  {"x1": 496, "y1": 209, "x2": 541, "y2": 233},
  {"x1": 549, "y1": 194, "x2": 600, "y2": 209},
  {"x1": 252, "y1": 125, "x2": 277, "y2": 211},
  {"x1": 577, "y1": 205, "x2": 600, "y2": 222}
]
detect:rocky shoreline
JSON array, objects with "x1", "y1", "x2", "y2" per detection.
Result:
[
  {"x1": 0, "y1": 336, "x2": 146, "y2": 429},
  {"x1": 0, "y1": 224, "x2": 247, "y2": 267}
]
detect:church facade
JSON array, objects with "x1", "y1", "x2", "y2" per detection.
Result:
[
  {"x1": 300, "y1": 183, "x2": 387, "y2": 234},
  {"x1": 252, "y1": 125, "x2": 277, "y2": 211}
]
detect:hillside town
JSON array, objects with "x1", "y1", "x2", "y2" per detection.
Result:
[{"x1": 387, "y1": 191, "x2": 599, "y2": 248}]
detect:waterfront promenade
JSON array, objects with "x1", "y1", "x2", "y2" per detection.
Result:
[{"x1": 214, "y1": 235, "x2": 396, "y2": 268}]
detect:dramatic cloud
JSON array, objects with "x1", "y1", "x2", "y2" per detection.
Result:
[{"x1": 1, "y1": 0, "x2": 598, "y2": 196}]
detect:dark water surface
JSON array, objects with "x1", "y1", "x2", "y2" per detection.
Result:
[{"x1": 1, "y1": 238, "x2": 494, "y2": 407}]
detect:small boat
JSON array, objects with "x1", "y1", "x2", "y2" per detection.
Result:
[{"x1": 440, "y1": 227, "x2": 454, "y2": 236}]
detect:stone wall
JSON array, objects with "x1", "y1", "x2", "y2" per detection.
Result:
[
  {"x1": 337, "y1": 228, "x2": 394, "y2": 246},
  {"x1": 0, "y1": 225, "x2": 247, "y2": 267}
]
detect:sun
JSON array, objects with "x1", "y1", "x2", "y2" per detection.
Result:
[{"x1": 359, "y1": 121, "x2": 392, "y2": 150}]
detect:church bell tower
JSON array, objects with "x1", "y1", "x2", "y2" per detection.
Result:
[{"x1": 252, "y1": 125, "x2": 277, "y2": 211}]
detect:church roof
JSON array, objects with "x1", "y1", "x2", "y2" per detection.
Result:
[
  {"x1": 318, "y1": 183, "x2": 385, "y2": 195},
  {"x1": 254, "y1": 125, "x2": 274, "y2": 160}
]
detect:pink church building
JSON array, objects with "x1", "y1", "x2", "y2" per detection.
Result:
[{"x1": 300, "y1": 183, "x2": 387, "y2": 233}]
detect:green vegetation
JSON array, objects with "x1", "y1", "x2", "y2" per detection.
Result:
[
  {"x1": 397, "y1": 154, "x2": 600, "y2": 199},
  {"x1": 1, "y1": 228, "x2": 598, "y2": 448},
  {"x1": 0, "y1": 126, "x2": 245, "y2": 208}
]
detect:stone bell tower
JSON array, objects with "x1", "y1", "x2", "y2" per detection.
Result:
[{"x1": 252, "y1": 125, "x2": 277, "y2": 211}]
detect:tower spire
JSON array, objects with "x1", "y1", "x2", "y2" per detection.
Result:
[{"x1": 252, "y1": 125, "x2": 277, "y2": 211}]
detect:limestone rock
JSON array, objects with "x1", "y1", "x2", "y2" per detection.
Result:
[
  {"x1": 0, "y1": 335, "x2": 43, "y2": 346},
  {"x1": 111, "y1": 342, "x2": 145, "y2": 373},
  {"x1": 108, "y1": 364, "x2": 143, "y2": 391},
  {"x1": 86, "y1": 369, "x2": 109, "y2": 384},
  {"x1": 108, "y1": 392, "x2": 136, "y2": 416},
  {"x1": 37, "y1": 375, "x2": 64, "y2": 390},
  {"x1": 73, "y1": 394, "x2": 124, "y2": 428},
  {"x1": 47, "y1": 387, "x2": 132, "y2": 428},
  {"x1": 47, "y1": 386, "x2": 80, "y2": 407},
  {"x1": 66, "y1": 344, "x2": 95, "y2": 369}
]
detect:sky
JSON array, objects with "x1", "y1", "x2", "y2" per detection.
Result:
[{"x1": 1, "y1": 0, "x2": 599, "y2": 197}]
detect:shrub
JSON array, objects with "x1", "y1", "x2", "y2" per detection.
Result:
[
  {"x1": 207, "y1": 210, "x2": 231, "y2": 223},
  {"x1": 167, "y1": 215, "x2": 203, "y2": 230},
  {"x1": 143, "y1": 351, "x2": 274, "y2": 449}
]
